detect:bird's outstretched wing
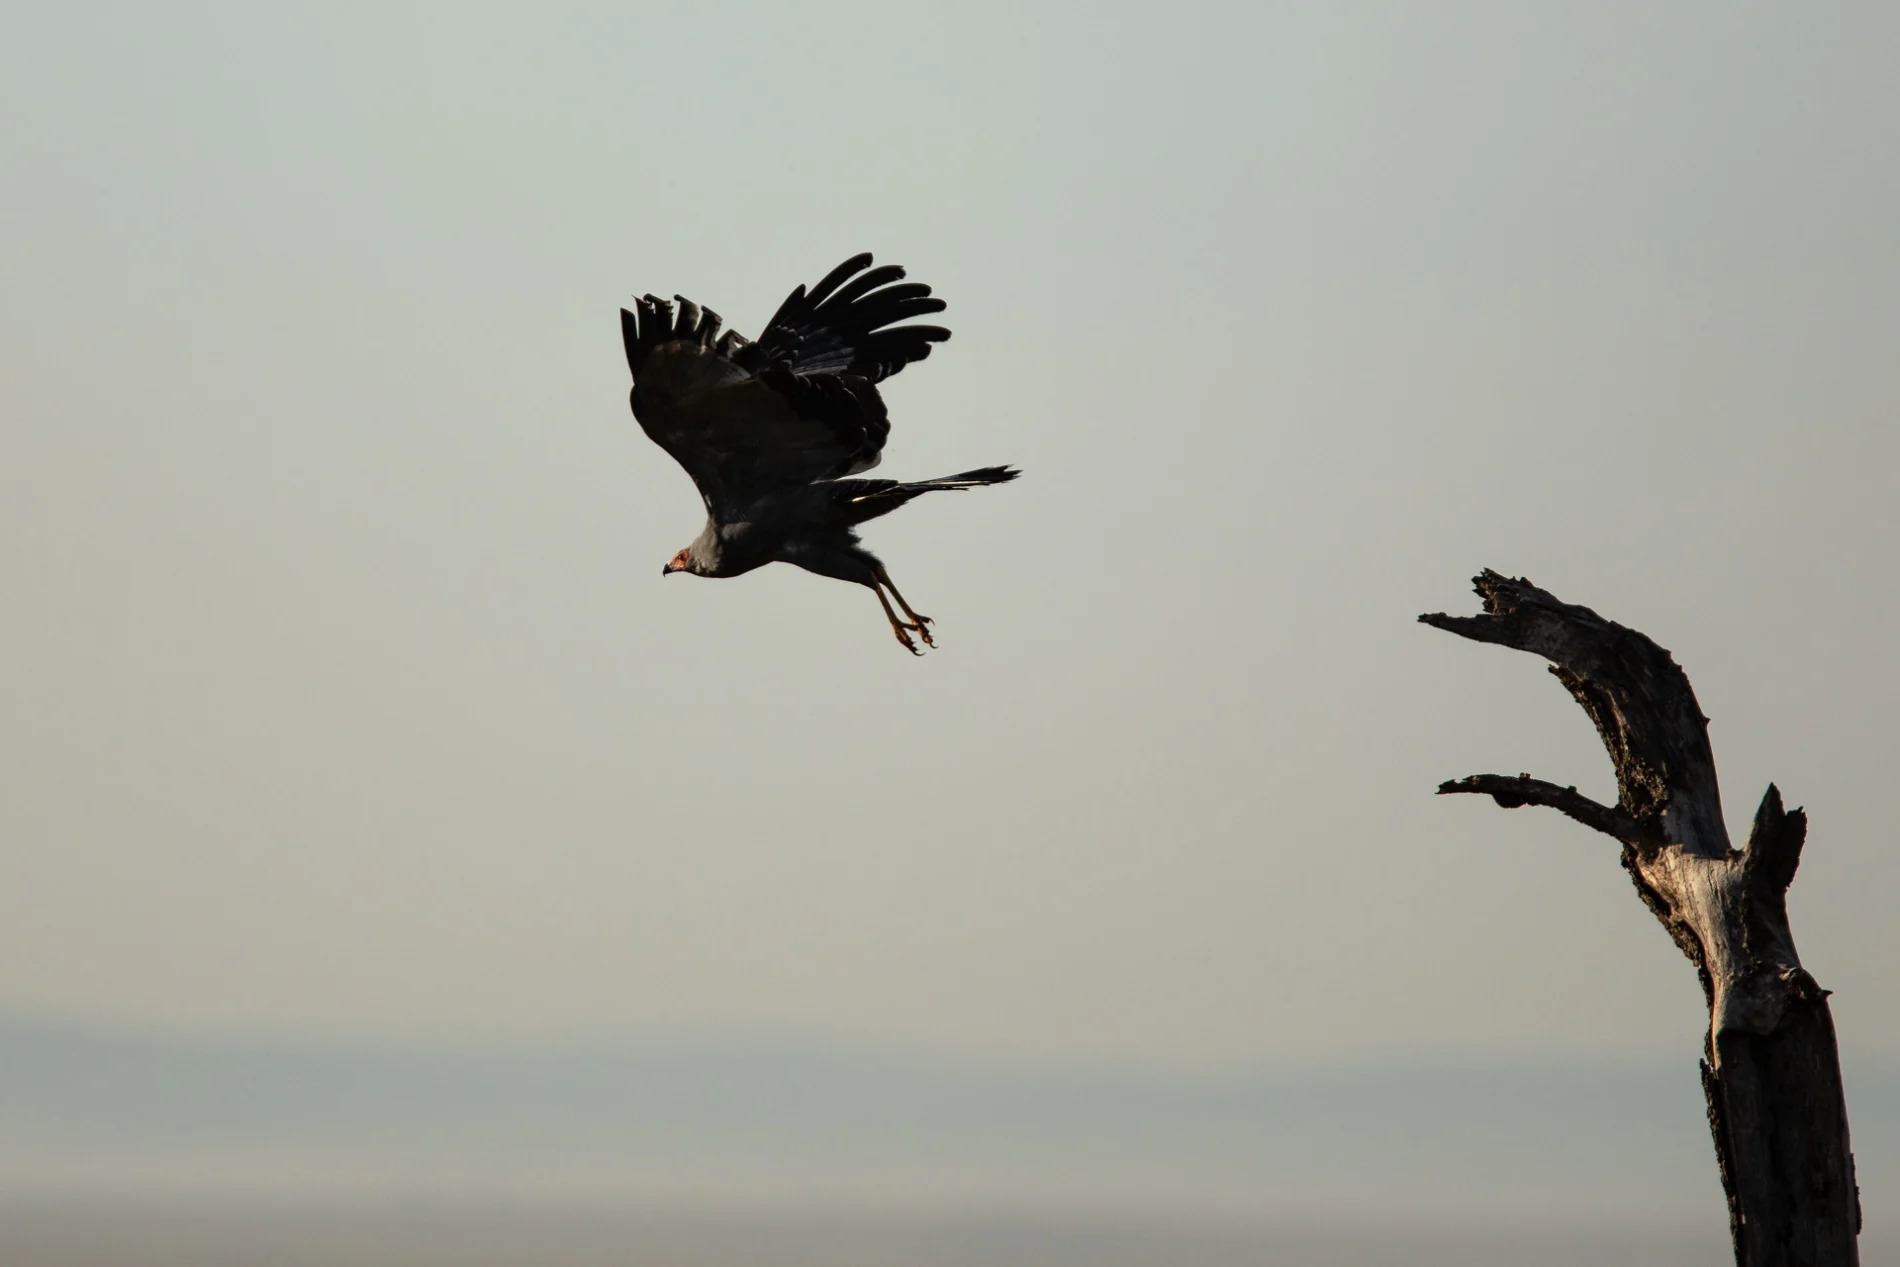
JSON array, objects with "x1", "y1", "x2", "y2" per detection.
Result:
[
  {"x1": 736, "y1": 252, "x2": 950, "y2": 383},
  {"x1": 622, "y1": 255, "x2": 950, "y2": 512}
]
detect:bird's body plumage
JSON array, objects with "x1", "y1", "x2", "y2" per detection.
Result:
[{"x1": 622, "y1": 254, "x2": 1017, "y2": 653}]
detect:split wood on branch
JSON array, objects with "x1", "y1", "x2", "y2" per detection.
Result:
[{"x1": 1422, "y1": 570, "x2": 1859, "y2": 1267}]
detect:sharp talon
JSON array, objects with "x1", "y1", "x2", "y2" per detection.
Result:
[{"x1": 876, "y1": 583, "x2": 931, "y2": 655}]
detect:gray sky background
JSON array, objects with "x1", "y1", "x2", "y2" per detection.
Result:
[{"x1": 2, "y1": 2, "x2": 1897, "y2": 1077}]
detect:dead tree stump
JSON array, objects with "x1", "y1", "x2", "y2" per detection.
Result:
[{"x1": 1422, "y1": 570, "x2": 1860, "y2": 1267}]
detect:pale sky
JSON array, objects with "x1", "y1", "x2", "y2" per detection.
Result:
[{"x1": 2, "y1": 1, "x2": 1896, "y2": 1076}]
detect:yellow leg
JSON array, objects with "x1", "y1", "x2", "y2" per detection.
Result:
[
  {"x1": 876, "y1": 567, "x2": 935, "y2": 647},
  {"x1": 873, "y1": 585, "x2": 923, "y2": 655}
]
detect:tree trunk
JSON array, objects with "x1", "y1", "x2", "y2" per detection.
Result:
[{"x1": 1422, "y1": 570, "x2": 1860, "y2": 1267}]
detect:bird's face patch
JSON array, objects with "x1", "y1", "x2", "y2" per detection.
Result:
[{"x1": 662, "y1": 548, "x2": 691, "y2": 576}]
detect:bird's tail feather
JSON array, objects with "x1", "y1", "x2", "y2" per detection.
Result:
[
  {"x1": 908, "y1": 465, "x2": 1021, "y2": 491},
  {"x1": 835, "y1": 465, "x2": 1019, "y2": 524}
]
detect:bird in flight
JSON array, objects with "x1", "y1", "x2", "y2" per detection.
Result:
[{"x1": 622, "y1": 253, "x2": 1018, "y2": 654}]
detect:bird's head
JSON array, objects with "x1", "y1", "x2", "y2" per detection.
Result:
[{"x1": 662, "y1": 547, "x2": 694, "y2": 577}]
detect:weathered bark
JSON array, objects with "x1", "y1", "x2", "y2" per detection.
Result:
[{"x1": 1422, "y1": 570, "x2": 1859, "y2": 1267}]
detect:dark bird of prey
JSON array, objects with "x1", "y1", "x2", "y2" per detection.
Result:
[{"x1": 622, "y1": 253, "x2": 1018, "y2": 654}]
